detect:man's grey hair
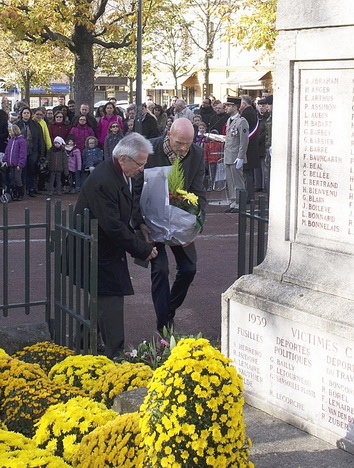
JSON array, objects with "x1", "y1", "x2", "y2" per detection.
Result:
[
  {"x1": 241, "y1": 95, "x2": 252, "y2": 106},
  {"x1": 112, "y1": 132, "x2": 153, "y2": 160},
  {"x1": 175, "y1": 99, "x2": 187, "y2": 109}
]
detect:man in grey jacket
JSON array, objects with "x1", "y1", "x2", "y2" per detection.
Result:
[{"x1": 223, "y1": 97, "x2": 249, "y2": 213}]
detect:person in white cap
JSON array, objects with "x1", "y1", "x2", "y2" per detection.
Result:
[{"x1": 47, "y1": 136, "x2": 69, "y2": 195}]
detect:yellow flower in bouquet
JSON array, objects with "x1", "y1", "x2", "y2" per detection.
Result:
[{"x1": 168, "y1": 160, "x2": 202, "y2": 230}]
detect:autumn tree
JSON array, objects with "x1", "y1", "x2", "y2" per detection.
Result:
[
  {"x1": 0, "y1": 33, "x2": 74, "y2": 103},
  {"x1": 176, "y1": 0, "x2": 236, "y2": 98},
  {"x1": 146, "y1": 1, "x2": 197, "y2": 95},
  {"x1": 224, "y1": 0, "x2": 278, "y2": 55},
  {"x1": 0, "y1": 0, "x2": 163, "y2": 109}
]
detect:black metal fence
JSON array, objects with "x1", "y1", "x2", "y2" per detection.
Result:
[
  {"x1": 0, "y1": 200, "x2": 98, "y2": 354},
  {"x1": 237, "y1": 190, "x2": 269, "y2": 278}
]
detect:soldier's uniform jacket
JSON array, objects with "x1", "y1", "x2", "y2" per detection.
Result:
[{"x1": 223, "y1": 114, "x2": 249, "y2": 164}]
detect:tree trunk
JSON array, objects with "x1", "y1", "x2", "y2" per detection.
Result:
[
  {"x1": 23, "y1": 72, "x2": 31, "y2": 104},
  {"x1": 73, "y1": 25, "x2": 95, "y2": 111},
  {"x1": 128, "y1": 77, "x2": 135, "y2": 103},
  {"x1": 203, "y1": 54, "x2": 210, "y2": 99}
]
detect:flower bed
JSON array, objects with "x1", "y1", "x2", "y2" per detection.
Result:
[{"x1": 0, "y1": 338, "x2": 253, "y2": 467}]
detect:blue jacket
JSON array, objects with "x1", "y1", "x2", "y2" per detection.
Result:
[{"x1": 83, "y1": 147, "x2": 103, "y2": 169}]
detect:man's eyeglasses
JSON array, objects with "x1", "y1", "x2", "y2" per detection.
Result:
[{"x1": 125, "y1": 155, "x2": 146, "y2": 168}]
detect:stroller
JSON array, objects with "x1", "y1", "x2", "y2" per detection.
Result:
[{"x1": 0, "y1": 164, "x2": 11, "y2": 204}]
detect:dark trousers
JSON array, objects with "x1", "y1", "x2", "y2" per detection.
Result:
[
  {"x1": 150, "y1": 242, "x2": 197, "y2": 330},
  {"x1": 243, "y1": 168, "x2": 255, "y2": 202},
  {"x1": 23, "y1": 155, "x2": 37, "y2": 192},
  {"x1": 97, "y1": 295, "x2": 124, "y2": 359}
]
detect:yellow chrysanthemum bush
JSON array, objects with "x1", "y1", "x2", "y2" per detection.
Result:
[
  {"x1": 140, "y1": 338, "x2": 254, "y2": 468},
  {"x1": 48, "y1": 354, "x2": 115, "y2": 393},
  {"x1": 0, "y1": 355, "x2": 47, "y2": 400},
  {"x1": 0, "y1": 347, "x2": 9, "y2": 358},
  {"x1": 73, "y1": 412, "x2": 145, "y2": 467},
  {"x1": 1, "y1": 376, "x2": 85, "y2": 437},
  {"x1": 0, "y1": 448, "x2": 72, "y2": 467},
  {"x1": 34, "y1": 396, "x2": 117, "y2": 464},
  {"x1": 90, "y1": 362, "x2": 153, "y2": 408},
  {"x1": 13, "y1": 341, "x2": 75, "y2": 374},
  {"x1": 0, "y1": 428, "x2": 35, "y2": 452}
]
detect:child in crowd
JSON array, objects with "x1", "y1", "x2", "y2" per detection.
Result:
[
  {"x1": 194, "y1": 121, "x2": 208, "y2": 147},
  {"x1": 103, "y1": 121, "x2": 123, "y2": 159},
  {"x1": 82, "y1": 136, "x2": 103, "y2": 183},
  {"x1": 65, "y1": 134, "x2": 82, "y2": 193},
  {"x1": 2, "y1": 124, "x2": 27, "y2": 201},
  {"x1": 125, "y1": 119, "x2": 135, "y2": 135},
  {"x1": 47, "y1": 136, "x2": 69, "y2": 195}
]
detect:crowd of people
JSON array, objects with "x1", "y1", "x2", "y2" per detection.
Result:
[{"x1": 0, "y1": 91, "x2": 273, "y2": 358}]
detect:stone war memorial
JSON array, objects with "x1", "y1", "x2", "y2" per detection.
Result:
[{"x1": 222, "y1": 0, "x2": 354, "y2": 454}]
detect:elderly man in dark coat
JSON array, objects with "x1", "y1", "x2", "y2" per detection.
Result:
[
  {"x1": 132, "y1": 118, "x2": 206, "y2": 332},
  {"x1": 240, "y1": 95, "x2": 260, "y2": 202},
  {"x1": 74, "y1": 133, "x2": 158, "y2": 359}
]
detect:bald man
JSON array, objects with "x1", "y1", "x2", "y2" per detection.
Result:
[{"x1": 133, "y1": 118, "x2": 206, "y2": 332}]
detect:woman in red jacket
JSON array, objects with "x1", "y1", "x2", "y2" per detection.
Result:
[{"x1": 49, "y1": 110, "x2": 71, "y2": 145}]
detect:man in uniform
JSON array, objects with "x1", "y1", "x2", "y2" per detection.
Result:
[{"x1": 223, "y1": 97, "x2": 249, "y2": 213}]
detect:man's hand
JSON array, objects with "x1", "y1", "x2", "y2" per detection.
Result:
[
  {"x1": 140, "y1": 223, "x2": 152, "y2": 243},
  {"x1": 235, "y1": 158, "x2": 243, "y2": 170},
  {"x1": 146, "y1": 246, "x2": 158, "y2": 261}
]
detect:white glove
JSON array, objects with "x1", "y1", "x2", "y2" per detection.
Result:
[{"x1": 235, "y1": 158, "x2": 243, "y2": 170}]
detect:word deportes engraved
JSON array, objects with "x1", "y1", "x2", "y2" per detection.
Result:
[{"x1": 230, "y1": 303, "x2": 354, "y2": 440}]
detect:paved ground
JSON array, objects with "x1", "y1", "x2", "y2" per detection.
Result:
[{"x1": 1, "y1": 190, "x2": 354, "y2": 466}]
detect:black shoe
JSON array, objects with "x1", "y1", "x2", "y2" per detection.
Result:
[{"x1": 28, "y1": 190, "x2": 36, "y2": 198}]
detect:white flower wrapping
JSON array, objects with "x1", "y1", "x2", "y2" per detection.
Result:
[{"x1": 140, "y1": 166, "x2": 199, "y2": 245}]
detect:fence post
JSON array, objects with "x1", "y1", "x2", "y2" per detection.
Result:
[
  {"x1": 237, "y1": 190, "x2": 248, "y2": 278},
  {"x1": 257, "y1": 195, "x2": 267, "y2": 264}
]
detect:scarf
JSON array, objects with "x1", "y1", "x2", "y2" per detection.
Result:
[{"x1": 163, "y1": 135, "x2": 185, "y2": 164}]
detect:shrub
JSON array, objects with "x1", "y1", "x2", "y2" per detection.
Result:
[
  {"x1": 0, "y1": 348, "x2": 9, "y2": 358},
  {"x1": 90, "y1": 362, "x2": 153, "y2": 408},
  {"x1": 0, "y1": 428, "x2": 35, "y2": 452},
  {"x1": 34, "y1": 396, "x2": 117, "y2": 463},
  {"x1": 49, "y1": 354, "x2": 115, "y2": 393},
  {"x1": 0, "y1": 448, "x2": 71, "y2": 467},
  {"x1": 13, "y1": 341, "x2": 75, "y2": 374},
  {"x1": 140, "y1": 338, "x2": 253, "y2": 468},
  {"x1": 0, "y1": 356, "x2": 47, "y2": 401},
  {"x1": 1, "y1": 377, "x2": 85, "y2": 437},
  {"x1": 73, "y1": 412, "x2": 145, "y2": 467}
]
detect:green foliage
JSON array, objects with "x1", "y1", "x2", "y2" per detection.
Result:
[{"x1": 168, "y1": 159, "x2": 185, "y2": 195}]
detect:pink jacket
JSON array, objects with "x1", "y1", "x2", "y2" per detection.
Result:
[
  {"x1": 66, "y1": 146, "x2": 82, "y2": 172},
  {"x1": 97, "y1": 115, "x2": 123, "y2": 148},
  {"x1": 70, "y1": 124, "x2": 95, "y2": 153}
]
